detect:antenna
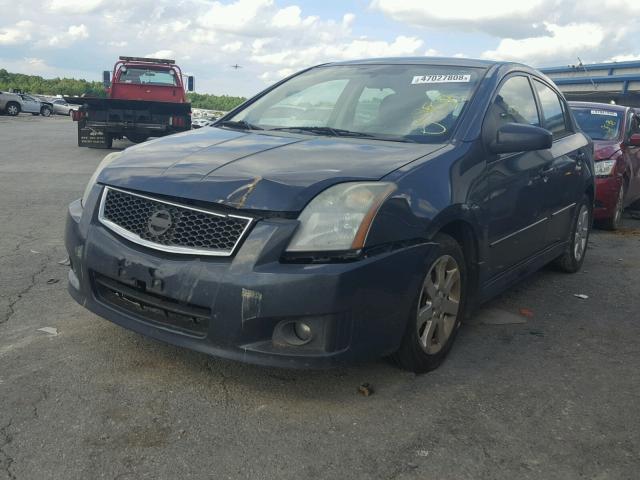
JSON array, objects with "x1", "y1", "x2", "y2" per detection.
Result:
[{"x1": 577, "y1": 57, "x2": 597, "y2": 91}]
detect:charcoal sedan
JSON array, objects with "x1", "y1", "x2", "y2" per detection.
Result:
[{"x1": 66, "y1": 58, "x2": 594, "y2": 372}]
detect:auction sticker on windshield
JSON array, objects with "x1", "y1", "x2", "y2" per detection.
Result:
[
  {"x1": 411, "y1": 74, "x2": 471, "y2": 84},
  {"x1": 590, "y1": 109, "x2": 618, "y2": 117}
]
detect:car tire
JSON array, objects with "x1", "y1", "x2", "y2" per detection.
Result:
[
  {"x1": 5, "y1": 102, "x2": 20, "y2": 116},
  {"x1": 553, "y1": 194, "x2": 592, "y2": 273},
  {"x1": 126, "y1": 133, "x2": 149, "y2": 143},
  {"x1": 40, "y1": 106, "x2": 52, "y2": 117},
  {"x1": 392, "y1": 233, "x2": 466, "y2": 373},
  {"x1": 600, "y1": 183, "x2": 625, "y2": 231}
]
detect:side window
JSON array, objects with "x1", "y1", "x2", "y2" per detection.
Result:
[
  {"x1": 533, "y1": 80, "x2": 570, "y2": 138},
  {"x1": 628, "y1": 111, "x2": 640, "y2": 135},
  {"x1": 489, "y1": 76, "x2": 540, "y2": 129},
  {"x1": 353, "y1": 87, "x2": 395, "y2": 127}
]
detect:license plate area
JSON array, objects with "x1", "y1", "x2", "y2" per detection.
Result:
[{"x1": 92, "y1": 272, "x2": 210, "y2": 337}]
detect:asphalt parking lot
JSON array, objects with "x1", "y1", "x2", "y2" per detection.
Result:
[{"x1": 1, "y1": 115, "x2": 640, "y2": 480}]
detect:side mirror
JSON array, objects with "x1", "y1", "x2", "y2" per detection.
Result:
[
  {"x1": 489, "y1": 123, "x2": 553, "y2": 154},
  {"x1": 102, "y1": 70, "x2": 111, "y2": 88},
  {"x1": 187, "y1": 76, "x2": 195, "y2": 92},
  {"x1": 628, "y1": 133, "x2": 640, "y2": 147}
]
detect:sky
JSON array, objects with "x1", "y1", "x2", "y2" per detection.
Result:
[{"x1": 1, "y1": 0, "x2": 639, "y2": 97}]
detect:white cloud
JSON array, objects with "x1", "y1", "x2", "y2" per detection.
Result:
[
  {"x1": 609, "y1": 54, "x2": 640, "y2": 62},
  {"x1": 482, "y1": 23, "x2": 605, "y2": 64},
  {"x1": 221, "y1": 41, "x2": 243, "y2": 53},
  {"x1": 0, "y1": 21, "x2": 33, "y2": 45},
  {"x1": 145, "y1": 49, "x2": 175, "y2": 60},
  {"x1": 253, "y1": 35, "x2": 424, "y2": 82},
  {"x1": 48, "y1": 0, "x2": 104, "y2": 13},
  {"x1": 198, "y1": 0, "x2": 273, "y2": 32},
  {"x1": 47, "y1": 23, "x2": 89, "y2": 47},
  {"x1": 371, "y1": 0, "x2": 546, "y2": 37}
]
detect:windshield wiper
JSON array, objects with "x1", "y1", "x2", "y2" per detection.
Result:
[
  {"x1": 270, "y1": 126, "x2": 416, "y2": 143},
  {"x1": 270, "y1": 126, "x2": 375, "y2": 138},
  {"x1": 216, "y1": 120, "x2": 263, "y2": 131}
]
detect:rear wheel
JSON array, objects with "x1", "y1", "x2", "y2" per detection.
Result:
[
  {"x1": 392, "y1": 233, "x2": 466, "y2": 373},
  {"x1": 126, "y1": 133, "x2": 149, "y2": 143},
  {"x1": 554, "y1": 194, "x2": 591, "y2": 273},
  {"x1": 6, "y1": 102, "x2": 20, "y2": 116}
]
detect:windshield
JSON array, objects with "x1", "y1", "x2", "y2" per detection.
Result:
[
  {"x1": 227, "y1": 64, "x2": 485, "y2": 143},
  {"x1": 118, "y1": 67, "x2": 178, "y2": 86},
  {"x1": 571, "y1": 107, "x2": 622, "y2": 141}
]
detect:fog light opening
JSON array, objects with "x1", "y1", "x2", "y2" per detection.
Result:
[
  {"x1": 293, "y1": 322, "x2": 312, "y2": 343},
  {"x1": 277, "y1": 321, "x2": 314, "y2": 346}
]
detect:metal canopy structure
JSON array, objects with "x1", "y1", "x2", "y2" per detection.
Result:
[{"x1": 540, "y1": 60, "x2": 640, "y2": 107}]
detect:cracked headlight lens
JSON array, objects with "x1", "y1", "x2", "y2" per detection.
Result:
[{"x1": 286, "y1": 182, "x2": 396, "y2": 252}]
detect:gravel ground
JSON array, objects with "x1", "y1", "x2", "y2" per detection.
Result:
[{"x1": 1, "y1": 115, "x2": 640, "y2": 480}]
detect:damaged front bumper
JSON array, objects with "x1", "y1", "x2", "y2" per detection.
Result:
[{"x1": 65, "y1": 188, "x2": 431, "y2": 369}]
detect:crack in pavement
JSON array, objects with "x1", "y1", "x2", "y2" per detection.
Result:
[
  {"x1": 0, "y1": 420, "x2": 16, "y2": 480},
  {"x1": 1, "y1": 254, "x2": 50, "y2": 326}
]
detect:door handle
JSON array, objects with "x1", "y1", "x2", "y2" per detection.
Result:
[{"x1": 539, "y1": 166, "x2": 555, "y2": 175}]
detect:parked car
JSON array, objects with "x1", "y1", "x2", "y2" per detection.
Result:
[
  {"x1": 0, "y1": 92, "x2": 52, "y2": 116},
  {"x1": 191, "y1": 117, "x2": 217, "y2": 129},
  {"x1": 570, "y1": 102, "x2": 640, "y2": 229},
  {"x1": 51, "y1": 99, "x2": 78, "y2": 116},
  {"x1": 0, "y1": 91, "x2": 22, "y2": 115},
  {"x1": 66, "y1": 58, "x2": 594, "y2": 373}
]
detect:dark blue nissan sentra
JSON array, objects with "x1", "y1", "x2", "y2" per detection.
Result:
[{"x1": 66, "y1": 58, "x2": 594, "y2": 372}]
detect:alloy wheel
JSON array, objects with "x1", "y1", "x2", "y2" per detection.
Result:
[
  {"x1": 573, "y1": 204, "x2": 589, "y2": 261},
  {"x1": 7, "y1": 105, "x2": 18, "y2": 115},
  {"x1": 416, "y1": 255, "x2": 461, "y2": 355}
]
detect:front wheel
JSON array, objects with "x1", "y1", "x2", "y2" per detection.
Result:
[
  {"x1": 554, "y1": 195, "x2": 591, "y2": 273},
  {"x1": 40, "y1": 106, "x2": 52, "y2": 117},
  {"x1": 600, "y1": 183, "x2": 625, "y2": 231},
  {"x1": 392, "y1": 233, "x2": 466, "y2": 373}
]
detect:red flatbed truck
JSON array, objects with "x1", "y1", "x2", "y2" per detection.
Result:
[{"x1": 67, "y1": 56, "x2": 194, "y2": 148}]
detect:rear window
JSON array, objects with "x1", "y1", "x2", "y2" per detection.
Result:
[
  {"x1": 571, "y1": 107, "x2": 621, "y2": 141},
  {"x1": 118, "y1": 67, "x2": 178, "y2": 86}
]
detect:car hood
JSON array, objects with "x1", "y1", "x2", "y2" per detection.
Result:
[
  {"x1": 100, "y1": 127, "x2": 445, "y2": 212},
  {"x1": 593, "y1": 139, "x2": 622, "y2": 161}
]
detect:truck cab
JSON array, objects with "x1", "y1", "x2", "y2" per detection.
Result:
[{"x1": 106, "y1": 57, "x2": 190, "y2": 104}]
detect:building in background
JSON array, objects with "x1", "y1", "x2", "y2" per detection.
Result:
[{"x1": 540, "y1": 60, "x2": 640, "y2": 107}]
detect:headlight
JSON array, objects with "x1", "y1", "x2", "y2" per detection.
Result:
[
  {"x1": 286, "y1": 182, "x2": 396, "y2": 252},
  {"x1": 81, "y1": 152, "x2": 121, "y2": 207},
  {"x1": 594, "y1": 159, "x2": 616, "y2": 177}
]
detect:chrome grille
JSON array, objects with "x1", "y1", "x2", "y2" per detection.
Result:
[{"x1": 99, "y1": 187, "x2": 252, "y2": 256}]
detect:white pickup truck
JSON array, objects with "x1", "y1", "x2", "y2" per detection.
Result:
[{"x1": 0, "y1": 91, "x2": 53, "y2": 116}]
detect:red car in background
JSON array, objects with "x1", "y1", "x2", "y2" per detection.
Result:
[{"x1": 570, "y1": 102, "x2": 640, "y2": 229}]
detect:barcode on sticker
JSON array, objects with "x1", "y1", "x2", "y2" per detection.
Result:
[
  {"x1": 590, "y1": 109, "x2": 617, "y2": 117},
  {"x1": 411, "y1": 74, "x2": 471, "y2": 84}
]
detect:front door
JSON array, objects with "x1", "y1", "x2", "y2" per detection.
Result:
[
  {"x1": 482, "y1": 75, "x2": 550, "y2": 277},
  {"x1": 20, "y1": 95, "x2": 40, "y2": 113},
  {"x1": 531, "y1": 79, "x2": 588, "y2": 244}
]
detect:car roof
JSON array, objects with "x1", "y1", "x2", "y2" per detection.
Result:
[
  {"x1": 568, "y1": 101, "x2": 628, "y2": 112},
  {"x1": 324, "y1": 56, "x2": 508, "y2": 69}
]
